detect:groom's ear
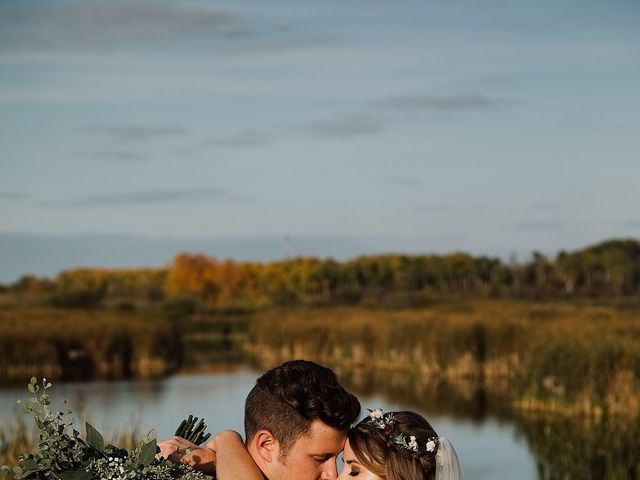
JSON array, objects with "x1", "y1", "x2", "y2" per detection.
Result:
[{"x1": 253, "y1": 429, "x2": 279, "y2": 464}]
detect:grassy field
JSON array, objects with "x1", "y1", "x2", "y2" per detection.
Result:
[
  {"x1": 247, "y1": 298, "x2": 640, "y2": 416},
  {"x1": 0, "y1": 306, "x2": 181, "y2": 383},
  {"x1": 2, "y1": 298, "x2": 639, "y2": 415}
]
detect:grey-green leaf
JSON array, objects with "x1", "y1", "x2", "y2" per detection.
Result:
[
  {"x1": 56, "y1": 468, "x2": 90, "y2": 480},
  {"x1": 138, "y1": 439, "x2": 158, "y2": 466},
  {"x1": 73, "y1": 468, "x2": 91, "y2": 480},
  {"x1": 85, "y1": 422, "x2": 104, "y2": 453},
  {"x1": 21, "y1": 458, "x2": 39, "y2": 472}
]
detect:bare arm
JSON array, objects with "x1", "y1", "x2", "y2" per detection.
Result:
[
  {"x1": 210, "y1": 430, "x2": 264, "y2": 480},
  {"x1": 156, "y1": 436, "x2": 217, "y2": 476}
]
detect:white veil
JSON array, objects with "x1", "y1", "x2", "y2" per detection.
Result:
[{"x1": 435, "y1": 437, "x2": 464, "y2": 480}]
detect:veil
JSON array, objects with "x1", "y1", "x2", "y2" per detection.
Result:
[{"x1": 435, "y1": 437, "x2": 464, "y2": 480}]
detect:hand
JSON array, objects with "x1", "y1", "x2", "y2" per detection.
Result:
[
  {"x1": 156, "y1": 436, "x2": 201, "y2": 462},
  {"x1": 156, "y1": 436, "x2": 217, "y2": 475}
]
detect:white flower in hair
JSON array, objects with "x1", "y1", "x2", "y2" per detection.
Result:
[
  {"x1": 408, "y1": 436, "x2": 418, "y2": 452},
  {"x1": 426, "y1": 439, "x2": 437, "y2": 452},
  {"x1": 370, "y1": 408, "x2": 384, "y2": 420}
]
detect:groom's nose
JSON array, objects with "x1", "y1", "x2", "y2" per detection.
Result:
[{"x1": 320, "y1": 463, "x2": 337, "y2": 480}]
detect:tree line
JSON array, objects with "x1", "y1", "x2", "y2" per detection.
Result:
[{"x1": 4, "y1": 238, "x2": 640, "y2": 309}]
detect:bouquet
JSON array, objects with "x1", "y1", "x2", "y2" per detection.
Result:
[{"x1": 1, "y1": 378, "x2": 210, "y2": 480}]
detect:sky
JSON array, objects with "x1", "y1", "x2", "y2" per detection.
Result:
[{"x1": 1, "y1": 0, "x2": 639, "y2": 282}]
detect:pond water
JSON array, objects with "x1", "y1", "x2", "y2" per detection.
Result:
[{"x1": 1, "y1": 367, "x2": 637, "y2": 479}]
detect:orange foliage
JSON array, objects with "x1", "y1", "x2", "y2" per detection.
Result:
[{"x1": 165, "y1": 253, "x2": 262, "y2": 307}]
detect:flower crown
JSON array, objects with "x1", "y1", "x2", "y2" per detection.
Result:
[{"x1": 367, "y1": 409, "x2": 438, "y2": 455}]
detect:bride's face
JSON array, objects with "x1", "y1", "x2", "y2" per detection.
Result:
[{"x1": 337, "y1": 439, "x2": 383, "y2": 480}]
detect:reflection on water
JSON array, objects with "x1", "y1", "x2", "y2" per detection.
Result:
[
  {"x1": 1, "y1": 365, "x2": 637, "y2": 479},
  {"x1": 336, "y1": 366, "x2": 640, "y2": 480},
  {"x1": 0, "y1": 369, "x2": 255, "y2": 440},
  {"x1": 335, "y1": 365, "x2": 514, "y2": 423},
  {"x1": 516, "y1": 415, "x2": 640, "y2": 480}
]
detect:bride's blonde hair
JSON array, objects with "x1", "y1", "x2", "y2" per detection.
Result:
[{"x1": 348, "y1": 411, "x2": 438, "y2": 480}]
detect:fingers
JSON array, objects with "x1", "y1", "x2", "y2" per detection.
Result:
[
  {"x1": 156, "y1": 436, "x2": 198, "y2": 461},
  {"x1": 156, "y1": 438, "x2": 178, "y2": 460}
]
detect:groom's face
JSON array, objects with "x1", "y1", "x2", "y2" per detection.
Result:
[{"x1": 272, "y1": 420, "x2": 347, "y2": 480}]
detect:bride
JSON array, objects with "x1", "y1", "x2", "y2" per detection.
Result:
[{"x1": 211, "y1": 408, "x2": 464, "y2": 480}]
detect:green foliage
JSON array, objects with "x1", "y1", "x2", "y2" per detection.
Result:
[
  {"x1": 4, "y1": 238, "x2": 640, "y2": 311},
  {"x1": 161, "y1": 238, "x2": 640, "y2": 309},
  {"x1": 0, "y1": 379, "x2": 206, "y2": 480},
  {"x1": 174, "y1": 416, "x2": 211, "y2": 445}
]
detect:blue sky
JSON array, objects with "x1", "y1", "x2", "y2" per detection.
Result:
[{"x1": 1, "y1": 0, "x2": 639, "y2": 282}]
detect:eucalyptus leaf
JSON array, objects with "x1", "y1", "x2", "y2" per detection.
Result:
[
  {"x1": 21, "y1": 458, "x2": 39, "y2": 472},
  {"x1": 138, "y1": 439, "x2": 158, "y2": 466},
  {"x1": 85, "y1": 422, "x2": 105, "y2": 453},
  {"x1": 73, "y1": 468, "x2": 91, "y2": 480},
  {"x1": 7, "y1": 378, "x2": 207, "y2": 480},
  {"x1": 56, "y1": 469, "x2": 87, "y2": 480}
]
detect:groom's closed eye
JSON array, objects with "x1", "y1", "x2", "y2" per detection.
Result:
[{"x1": 313, "y1": 454, "x2": 332, "y2": 463}]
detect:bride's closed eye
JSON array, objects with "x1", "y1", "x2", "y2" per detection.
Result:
[{"x1": 348, "y1": 470, "x2": 359, "y2": 477}]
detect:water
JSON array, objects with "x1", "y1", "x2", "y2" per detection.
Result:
[{"x1": 0, "y1": 368, "x2": 539, "y2": 479}]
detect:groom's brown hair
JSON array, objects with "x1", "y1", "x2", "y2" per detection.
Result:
[{"x1": 244, "y1": 359, "x2": 361, "y2": 458}]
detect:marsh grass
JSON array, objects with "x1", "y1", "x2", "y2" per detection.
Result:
[
  {"x1": 0, "y1": 307, "x2": 180, "y2": 383},
  {"x1": 0, "y1": 416, "x2": 32, "y2": 468},
  {"x1": 248, "y1": 299, "x2": 640, "y2": 415},
  {"x1": 517, "y1": 414, "x2": 640, "y2": 479}
]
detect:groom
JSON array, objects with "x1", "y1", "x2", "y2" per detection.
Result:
[{"x1": 158, "y1": 359, "x2": 361, "y2": 479}]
